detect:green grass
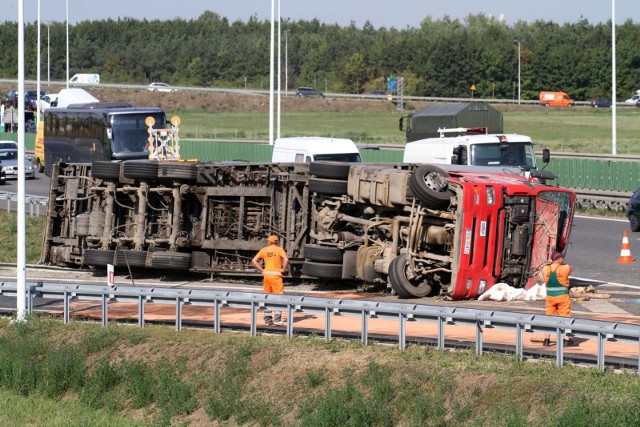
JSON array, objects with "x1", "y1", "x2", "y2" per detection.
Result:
[
  {"x1": 0, "y1": 212, "x2": 46, "y2": 264},
  {"x1": 2, "y1": 317, "x2": 640, "y2": 426},
  {"x1": 170, "y1": 105, "x2": 640, "y2": 155}
]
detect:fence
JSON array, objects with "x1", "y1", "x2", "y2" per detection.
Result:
[
  {"x1": 1, "y1": 281, "x2": 638, "y2": 372},
  {"x1": 0, "y1": 192, "x2": 48, "y2": 216}
]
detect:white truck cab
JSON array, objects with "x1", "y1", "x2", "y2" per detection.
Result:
[
  {"x1": 272, "y1": 137, "x2": 362, "y2": 163},
  {"x1": 403, "y1": 127, "x2": 546, "y2": 170}
]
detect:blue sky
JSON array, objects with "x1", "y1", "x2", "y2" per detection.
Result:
[{"x1": 4, "y1": 1, "x2": 639, "y2": 27}]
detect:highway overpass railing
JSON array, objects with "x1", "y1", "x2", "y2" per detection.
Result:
[{"x1": 1, "y1": 281, "x2": 638, "y2": 372}]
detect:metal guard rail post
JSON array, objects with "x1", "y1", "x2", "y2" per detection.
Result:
[{"x1": 1, "y1": 281, "x2": 638, "y2": 373}]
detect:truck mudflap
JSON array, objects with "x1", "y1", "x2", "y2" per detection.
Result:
[{"x1": 40, "y1": 160, "x2": 575, "y2": 300}]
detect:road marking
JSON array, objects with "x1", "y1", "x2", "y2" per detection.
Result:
[{"x1": 581, "y1": 300, "x2": 629, "y2": 315}]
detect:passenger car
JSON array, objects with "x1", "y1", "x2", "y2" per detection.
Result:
[
  {"x1": 0, "y1": 149, "x2": 35, "y2": 179},
  {"x1": 591, "y1": 98, "x2": 611, "y2": 108},
  {"x1": 38, "y1": 93, "x2": 58, "y2": 111},
  {"x1": 628, "y1": 188, "x2": 640, "y2": 232},
  {"x1": 624, "y1": 91, "x2": 640, "y2": 103},
  {"x1": 0, "y1": 141, "x2": 18, "y2": 150},
  {"x1": 2, "y1": 89, "x2": 46, "y2": 110},
  {"x1": 147, "y1": 82, "x2": 176, "y2": 93},
  {"x1": 295, "y1": 87, "x2": 325, "y2": 98}
]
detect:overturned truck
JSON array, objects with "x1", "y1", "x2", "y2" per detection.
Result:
[{"x1": 41, "y1": 160, "x2": 575, "y2": 300}]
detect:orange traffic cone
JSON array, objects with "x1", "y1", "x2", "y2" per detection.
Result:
[{"x1": 617, "y1": 231, "x2": 635, "y2": 264}]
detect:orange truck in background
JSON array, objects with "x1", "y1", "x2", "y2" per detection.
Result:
[{"x1": 539, "y1": 91, "x2": 575, "y2": 107}]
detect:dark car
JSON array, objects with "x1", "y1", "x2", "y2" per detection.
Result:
[
  {"x1": 591, "y1": 98, "x2": 611, "y2": 108},
  {"x1": 628, "y1": 188, "x2": 640, "y2": 231},
  {"x1": 296, "y1": 87, "x2": 325, "y2": 98},
  {"x1": 2, "y1": 89, "x2": 45, "y2": 110}
]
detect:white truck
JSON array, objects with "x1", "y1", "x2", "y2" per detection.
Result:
[
  {"x1": 403, "y1": 127, "x2": 551, "y2": 176},
  {"x1": 271, "y1": 137, "x2": 362, "y2": 163},
  {"x1": 69, "y1": 73, "x2": 100, "y2": 85}
]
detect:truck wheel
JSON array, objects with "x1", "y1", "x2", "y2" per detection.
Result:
[
  {"x1": 157, "y1": 163, "x2": 198, "y2": 181},
  {"x1": 302, "y1": 261, "x2": 342, "y2": 278},
  {"x1": 91, "y1": 161, "x2": 121, "y2": 180},
  {"x1": 83, "y1": 249, "x2": 115, "y2": 266},
  {"x1": 630, "y1": 214, "x2": 640, "y2": 232},
  {"x1": 388, "y1": 254, "x2": 433, "y2": 298},
  {"x1": 309, "y1": 161, "x2": 351, "y2": 179},
  {"x1": 151, "y1": 252, "x2": 192, "y2": 270},
  {"x1": 114, "y1": 250, "x2": 148, "y2": 268},
  {"x1": 304, "y1": 244, "x2": 343, "y2": 263},
  {"x1": 309, "y1": 178, "x2": 348, "y2": 196},
  {"x1": 409, "y1": 165, "x2": 451, "y2": 210},
  {"x1": 123, "y1": 161, "x2": 158, "y2": 180},
  {"x1": 36, "y1": 159, "x2": 45, "y2": 173}
]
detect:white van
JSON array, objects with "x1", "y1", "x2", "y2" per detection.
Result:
[
  {"x1": 69, "y1": 74, "x2": 100, "y2": 85},
  {"x1": 51, "y1": 88, "x2": 99, "y2": 108},
  {"x1": 271, "y1": 137, "x2": 362, "y2": 163}
]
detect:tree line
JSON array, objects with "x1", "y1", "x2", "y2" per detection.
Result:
[{"x1": 0, "y1": 11, "x2": 639, "y2": 101}]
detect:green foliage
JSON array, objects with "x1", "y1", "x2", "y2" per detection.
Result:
[{"x1": 3, "y1": 14, "x2": 638, "y2": 99}]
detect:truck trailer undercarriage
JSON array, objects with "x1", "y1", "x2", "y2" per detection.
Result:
[{"x1": 41, "y1": 160, "x2": 574, "y2": 300}]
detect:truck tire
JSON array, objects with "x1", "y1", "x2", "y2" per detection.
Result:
[
  {"x1": 388, "y1": 254, "x2": 433, "y2": 298},
  {"x1": 114, "y1": 250, "x2": 148, "y2": 268},
  {"x1": 302, "y1": 261, "x2": 343, "y2": 278},
  {"x1": 36, "y1": 158, "x2": 45, "y2": 173},
  {"x1": 91, "y1": 161, "x2": 121, "y2": 180},
  {"x1": 123, "y1": 161, "x2": 158, "y2": 180},
  {"x1": 83, "y1": 249, "x2": 115, "y2": 266},
  {"x1": 309, "y1": 178, "x2": 348, "y2": 196},
  {"x1": 409, "y1": 165, "x2": 451, "y2": 210},
  {"x1": 309, "y1": 161, "x2": 351, "y2": 179},
  {"x1": 630, "y1": 214, "x2": 640, "y2": 232},
  {"x1": 304, "y1": 244, "x2": 343, "y2": 263},
  {"x1": 157, "y1": 163, "x2": 198, "y2": 181},
  {"x1": 151, "y1": 252, "x2": 192, "y2": 270}
]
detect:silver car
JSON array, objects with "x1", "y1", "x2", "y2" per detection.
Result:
[{"x1": 0, "y1": 149, "x2": 35, "y2": 179}]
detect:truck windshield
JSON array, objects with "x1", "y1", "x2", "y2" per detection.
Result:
[
  {"x1": 470, "y1": 143, "x2": 536, "y2": 168},
  {"x1": 110, "y1": 113, "x2": 166, "y2": 156},
  {"x1": 314, "y1": 153, "x2": 363, "y2": 162}
]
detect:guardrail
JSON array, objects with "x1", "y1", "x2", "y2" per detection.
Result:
[
  {"x1": 1, "y1": 281, "x2": 638, "y2": 372},
  {"x1": 0, "y1": 192, "x2": 48, "y2": 216}
]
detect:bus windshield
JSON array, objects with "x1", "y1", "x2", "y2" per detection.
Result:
[{"x1": 110, "y1": 113, "x2": 166, "y2": 158}]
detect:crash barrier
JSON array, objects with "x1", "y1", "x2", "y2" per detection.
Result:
[
  {"x1": 0, "y1": 192, "x2": 48, "y2": 216},
  {"x1": 1, "y1": 281, "x2": 638, "y2": 372}
]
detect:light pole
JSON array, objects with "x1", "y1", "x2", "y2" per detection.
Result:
[
  {"x1": 514, "y1": 39, "x2": 521, "y2": 104},
  {"x1": 46, "y1": 21, "x2": 51, "y2": 83},
  {"x1": 66, "y1": 0, "x2": 69, "y2": 88},
  {"x1": 284, "y1": 30, "x2": 289, "y2": 96}
]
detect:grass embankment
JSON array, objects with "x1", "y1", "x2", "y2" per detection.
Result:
[
  {"x1": 2, "y1": 317, "x2": 640, "y2": 427},
  {"x1": 172, "y1": 105, "x2": 640, "y2": 155},
  {"x1": 0, "y1": 212, "x2": 46, "y2": 264}
]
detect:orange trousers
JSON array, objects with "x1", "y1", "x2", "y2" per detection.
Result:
[
  {"x1": 546, "y1": 294, "x2": 571, "y2": 317},
  {"x1": 263, "y1": 273, "x2": 284, "y2": 295}
]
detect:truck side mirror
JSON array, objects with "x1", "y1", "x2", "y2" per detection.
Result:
[
  {"x1": 399, "y1": 117, "x2": 404, "y2": 131},
  {"x1": 542, "y1": 148, "x2": 550, "y2": 163},
  {"x1": 451, "y1": 146, "x2": 461, "y2": 165}
]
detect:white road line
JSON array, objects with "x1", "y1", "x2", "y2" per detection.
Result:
[
  {"x1": 574, "y1": 215, "x2": 628, "y2": 223},
  {"x1": 581, "y1": 300, "x2": 629, "y2": 315}
]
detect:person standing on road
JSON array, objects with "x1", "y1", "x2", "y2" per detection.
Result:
[
  {"x1": 252, "y1": 235, "x2": 289, "y2": 326},
  {"x1": 542, "y1": 251, "x2": 575, "y2": 346}
]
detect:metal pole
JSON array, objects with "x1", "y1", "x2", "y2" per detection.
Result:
[
  {"x1": 268, "y1": 0, "x2": 275, "y2": 145},
  {"x1": 515, "y1": 39, "x2": 521, "y2": 105},
  {"x1": 276, "y1": 0, "x2": 281, "y2": 140},
  {"x1": 285, "y1": 30, "x2": 289, "y2": 97},
  {"x1": 17, "y1": 0, "x2": 26, "y2": 322},
  {"x1": 66, "y1": 0, "x2": 69, "y2": 88},
  {"x1": 612, "y1": 0, "x2": 617, "y2": 155},
  {"x1": 47, "y1": 22, "x2": 50, "y2": 84},
  {"x1": 37, "y1": 0, "x2": 41, "y2": 128}
]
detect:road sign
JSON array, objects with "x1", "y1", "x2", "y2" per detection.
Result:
[{"x1": 387, "y1": 77, "x2": 397, "y2": 91}]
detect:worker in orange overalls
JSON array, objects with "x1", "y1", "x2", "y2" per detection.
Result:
[
  {"x1": 252, "y1": 235, "x2": 289, "y2": 326},
  {"x1": 542, "y1": 251, "x2": 576, "y2": 347}
]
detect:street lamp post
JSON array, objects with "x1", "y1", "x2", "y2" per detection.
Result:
[
  {"x1": 46, "y1": 21, "x2": 51, "y2": 83},
  {"x1": 514, "y1": 39, "x2": 521, "y2": 104},
  {"x1": 66, "y1": 0, "x2": 69, "y2": 88}
]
